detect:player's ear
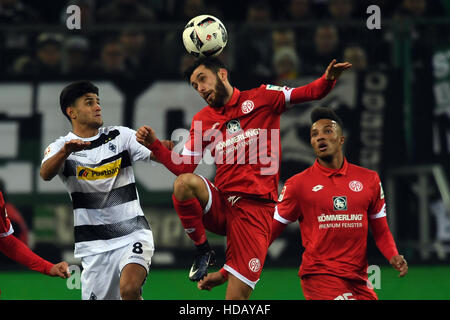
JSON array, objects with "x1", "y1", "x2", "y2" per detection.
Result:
[
  {"x1": 340, "y1": 135, "x2": 345, "y2": 146},
  {"x1": 66, "y1": 106, "x2": 76, "y2": 120},
  {"x1": 218, "y1": 68, "x2": 228, "y2": 82}
]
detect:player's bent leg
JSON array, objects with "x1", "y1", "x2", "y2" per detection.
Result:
[
  {"x1": 172, "y1": 174, "x2": 217, "y2": 282},
  {"x1": 120, "y1": 263, "x2": 147, "y2": 300},
  {"x1": 173, "y1": 173, "x2": 209, "y2": 206},
  {"x1": 225, "y1": 274, "x2": 253, "y2": 300}
]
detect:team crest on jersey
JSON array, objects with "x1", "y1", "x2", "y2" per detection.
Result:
[
  {"x1": 108, "y1": 142, "x2": 117, "y2": 153},
  {"x1": 241, "y1": 100, "x2": 254, "y2": 114},
  {"x1": 226, "y1": 119, "x2": 241, "y2": 134},
  {"x1": 349, "y1": 180, "x2": 363, "y2": 192},
  {"x1": 333, "y1": 196, "x2": 347, "y2": 211}
]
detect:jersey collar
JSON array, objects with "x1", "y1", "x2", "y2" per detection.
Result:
[
  {"x1": 313, "y1": 157, "x2": 349, "y2": 177},
  {"x1": 210, "y1": 87, "x2": 240, "y2": 114}
]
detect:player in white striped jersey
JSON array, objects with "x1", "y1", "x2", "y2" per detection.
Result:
[{"x1": 40, "y1": 81, "x2": 173, "y2": 300}]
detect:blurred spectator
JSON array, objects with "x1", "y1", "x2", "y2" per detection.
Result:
[
  {"x1": 343, "y1": 44, "x2": 368, "y2": 71},
  {"x1": 0, "y1": 0, "x2": 41, "y2": 24},
  {"x1": 301, "y1": 24, "x2": 341, "y2": 76},
  {"x1": 174, "y1": 0, "x2": 205, "y2": 21},
  {"x1": 272, "y1": 29, "x2": 296, "y2": 52},
  {"x1": 273, "y1": 46, "x2": 301, "y2": 84},
  {"x1": 234, "y1": 0, "x2": 274, "y2": 84},
  {"x1": 326, "y1": 0, "x2": 355, "y2": 20},
  {"x1": 285, "y1": 0, "x2": 314, "y2": 21},
  {"x1": 97, "y1": 0, "x2": 156, "y2": 23},
  {"x1": 92, "y1": 38, "x2": 127, "y2": 75},
  {"x1": 0, "y1": 0, "x2": 42, "y2": 72},
  {"x1": 0, "y1": 179, "x2": 29, "y2": 245},
  {"x1": 62, "y1": 36, "x2": 91, "y2": 76},
  {"x1": 11, "y1": 33, "x2": 63, "y2": 76},
  {"x1": 119, "y1": 26, "x2": 156, "y2": 75}
]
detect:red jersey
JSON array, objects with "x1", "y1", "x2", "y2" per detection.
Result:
[
  {"x1": 149, "y1": 75, "x2": 335, "y2": 200},
  {"x1": 275, "y1": 158, "x2": 388, "y2": 281},
  {"x1": 182, "y1": 85, "x2": 290, "y2": 200},
  {"x1": 0, "y1": 191, "x2": 13, "y2": 238}
]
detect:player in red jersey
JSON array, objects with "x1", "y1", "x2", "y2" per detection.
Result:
[
  {"x1": 136, "y1": 57, "x2": 351, "y2": 299},
  {"x1": 0, "y1": 191, "x2": 70, "y2": 283},
  {"x1": 270, "y1": 107, "x2": 408, "y2": 300}
]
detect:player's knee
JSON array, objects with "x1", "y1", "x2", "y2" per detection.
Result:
[
  {"x1": 173, "y1": 173, "x2": 200, "y2": 200},
  {"x1": 120, "y1": 282, "x2": 141, "y2": 300}
]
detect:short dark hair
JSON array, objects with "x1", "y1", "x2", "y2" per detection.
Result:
[
  {"x1": 60, "y1": 80, "x2": 99, "y2": 121},
  {"x1": 310, "y1": 107, "x2": 343, "y2": 129},
  {"x1": 183, "y1": 57, "x2": 227, "y2": 83}
]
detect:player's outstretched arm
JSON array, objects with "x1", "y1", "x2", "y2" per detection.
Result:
[
  {"x1": 324, "y1": 59, "x2": 352, "y2": 81},
  {"x1": 288, "y1": 60, "x2": 351, "y2": 106},
  {"x1": 49, "y1": 261, "x2": 71, "y2": 278},
  {"x1": 40, "y1": 140, "x2": 91, "y2": 181},
  {"x1": 0, "y1": 234, "x2": 70, "y2": 278},
  {"x1": 136, "y1": 126, "x2": 198, "y2": 175}
]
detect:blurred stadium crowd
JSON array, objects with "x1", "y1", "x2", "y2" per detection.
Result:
[{"x1": 0, "y1": 0, "x2": 449, "y2": 84}]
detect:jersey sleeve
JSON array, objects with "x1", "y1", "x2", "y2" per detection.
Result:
[
  {"x1": 121, "y1": 126, "x2": 152, "y2": 162},
  {"x1": 260, "y1": 84, "x2": 293, "y2": 114},
  {"x1": 41, "y1": 138, "x2": 66, "y2": 165},
  {"x1": 182, "y1": 115, "x2": 205, "y2": 157},
  {"x1": 274, "y1": 178, "x2": 302, "y2": 224},
  {"x1": 0, "y1": 192, "x2": 14, "y2": 237},
  {"x1": 367, "y1": 173, "x2": 386, "y2": 220}
]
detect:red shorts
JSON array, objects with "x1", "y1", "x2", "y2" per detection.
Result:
[
  {"x1": 301, "y1": 274, "x2": 378, "y2": 300},
  {"x1": 199, "y1": 176, "x2": 275, "y2": 289}
]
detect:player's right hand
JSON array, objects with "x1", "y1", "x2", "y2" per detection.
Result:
[
  {"x1": 136, "y1": 126, "x2": 157, "y2": 148},
  {"x1": 197, "y1": 271, "x2": 227, "y2": 291},
  {"x1": 389, "y1": 254, "x2": 408, "y2": 277},
  {"x1": 63, "y1": 139, "x2": 91, "y2": 154},
  {"x1": 49, "y1": 261, "x2": 71, "y2": 279}
]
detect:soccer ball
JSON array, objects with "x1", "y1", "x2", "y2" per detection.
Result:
[{"x1": 182, "y1": 15, "x2": 228, "y2": 58}]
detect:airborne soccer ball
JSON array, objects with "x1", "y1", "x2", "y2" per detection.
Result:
[{"x1": 182, "y1": 15, "x2": 228, "y2": 58}]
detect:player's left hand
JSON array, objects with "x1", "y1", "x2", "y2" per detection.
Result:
[
  {"x1": 389, "y1": 254, "x2": 408, "y2": 277},
  {"x1": 325, "y1": 59, "x2": 352, "y2": 81},
  {"x1": 49, "y1": 261, "x2": 70, "y2": 279}
]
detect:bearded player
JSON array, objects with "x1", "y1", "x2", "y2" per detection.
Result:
[
  {"x1": 136, "y1": 57, "x2": 351, "y2": 299},
  {"x1": 270, "y1": 107, "x2": 407, "y2": 300}
]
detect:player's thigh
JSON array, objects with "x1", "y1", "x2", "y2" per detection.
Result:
[
  {"x1": 222, "y1": 201, "x2": 273, "y2": 288},
  {"x1": 81, "y1": 251, "x2": 121, "y2": 300},
  {"x1": 352, "y1": 280, "x2": 378, "y2": 300},
  {"x1": 119, "y1": 238, "x2": 154, "y2": 280},
  {"x1": 226, "y1": 273, "x2": 253, "y2": 300},
  {"x1": 173, "y1": 173, "x2": 210, "y2": 207},
  {"x1": 197, "y1": 175, "x2": 228, "y2": 236},
  {"x1": 301, "y1": 274, "x2": 356, "y2": 300}
]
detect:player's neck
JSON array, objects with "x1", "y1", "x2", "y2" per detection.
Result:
[
  {"x1": 72, "y1": 123, "x2": 99, "y2": 138},
  {"x1": 223, "y1": 83, "x2": 234, "y2": 105},
  {"x1": 317, "y1": 152, "x2": 344, "y2": 170}
]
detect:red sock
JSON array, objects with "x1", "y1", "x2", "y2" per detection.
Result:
[{"x1": 172, "y1": 194, "x2": 207, "y2": 245}]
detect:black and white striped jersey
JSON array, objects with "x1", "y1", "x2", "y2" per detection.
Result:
[{"x1": 42, "y1": 126, "x2": 154, "y2": 258}]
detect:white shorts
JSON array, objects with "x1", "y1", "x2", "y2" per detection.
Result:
[{"x1": 81, "y1": 238, "x2": 154, "y2": 300}]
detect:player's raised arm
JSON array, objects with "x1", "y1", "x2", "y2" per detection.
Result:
[
  {"x1": 287, "y1": 59, "x2": 352, "y2": 106},
  {"x1": 136, "y1": 125, "x2": 198, "y2": 176},
  {"x1": 40, "y1": 140, "x2": 91, "y2": 181}
]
